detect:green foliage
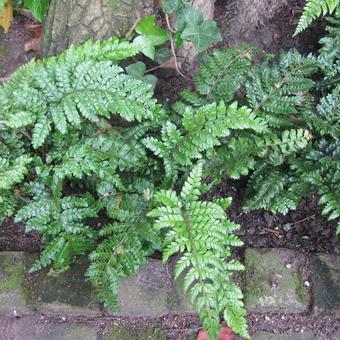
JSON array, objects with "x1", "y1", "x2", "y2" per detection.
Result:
[
  {"x1": 23, "y1": 0, "x2": 49, "y2": 21},
  {"x1": 294, "y1": 0, "x2": 340, "y2": 35},
  {"x1": 179, "y1": 9, "x2": 221, "y2": 52},
  {"x1": 178, "y1": 24, "x2": 339, "y2": 229},
  {"x1": 148, "y1": 163, "x2": 248, "y2": 339},
  {"x1": 161, "y1": 0, "x2": 221, "y2": 52},
  {"x1": 134, "y1": 15, "x2": 169, "y2": 59},
  {"x1": 1, "y1": 10, "x2": 339, "y2": 340}
]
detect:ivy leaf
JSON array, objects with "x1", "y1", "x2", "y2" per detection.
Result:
[
  {"x1": 125, "y1": 61, "x2": 157, "y2": 91},
  {"x1": 135, "y1": 15, "x2": 168, "y2": 46},
  {"x1": 143, "y1": 75, "x2": 158, "y2": 91},
  {"x1": 161, "y1": 0, "x2": 180, "y2": 14},
  {"x1": 134, "y1": 15, "x2": 169, "y2": 59},
  {"x1": 181, "y1": 19, "x2": 222, "y2": 52},
  {"x1": 175, "y1": 8, "x2": 203, "y2": 31},
  {"x1": 24, "y1": 0, "x2": 49, "y2": 22},
  {"x1": 155, "y1": 47, "x2": 172, "y2": 64},
  {"x1": 133, "y1": 35, "x2": 156, "y2": 59},
  {"x1": 126, "y1": 61, "x2": 147, "y2": 79}
]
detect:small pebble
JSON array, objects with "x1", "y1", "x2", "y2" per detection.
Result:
[
  {"x1": 61, "y1": 317, "x2": 66, "y2": 321},
  {"x1": 265, "y1": 316, "x2": 271, "y2": 321},
  {"x1": 286, "y1": 263, "x2": 292, "y2": 268},
  {"x1": 304, "y1": 281, "x2": 310, "y2": 287}
]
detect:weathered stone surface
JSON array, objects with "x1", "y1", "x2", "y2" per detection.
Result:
[
  {"x1": 105, "y1": 324, "x2": 166, "y2": 340},
  {"x1": 244, "y1": 248, "x2": 309, "y2": 312},
  {"x1": 311, "y1": 254, "x2": 340, "y2": 315},
  {"x1": 0, "y1": 252, "x2": 35, "y2": 315},
  {"x1": 42, "y1": 0, "x2": 154, "y2": 56},
  {"x1": 35, "y1": 323, "x2": 98, "y2": 340},
  {"x1": 117, "y1": 259, "x2": 169, "y2": 316},
  {"x1": 251, "y1": 331, "x2": 318, "y2": 340},
  {"x1": 167, "y1": 273, "x2": 196, "y2": 313},
  {"x1": 0, "y1": 316, "x2": 97, "y2": 340},
  {"x1": 28, "y1": 258, "x2": 100, "y2": 314}
]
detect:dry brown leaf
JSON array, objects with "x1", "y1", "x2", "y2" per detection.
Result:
[
  {"x1": 0, "y1": 1, "x2": 13, "y2": 33},
  {"x1": 25, "y1": 37, "x2": 41, "y2": 52},
  {"x1": 158, "y1": 56, "x2": 176, "y2": 69},
  {"x1": 25, "y1": 23, "x2": 42, "y2": 37}
]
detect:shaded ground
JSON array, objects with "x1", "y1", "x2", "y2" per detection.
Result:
[
  {"x1": 0, "y1": 15, "x2": 38, "y2": 78},
  {"x1": 210, "y1": 179, "x2": 339, "y2": 255}
]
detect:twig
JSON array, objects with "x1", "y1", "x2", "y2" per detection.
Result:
[
  {"x1": 125, "y1": 14, "x2": 141, "y2": 39},
  {"x1": 145, "y1": 64, "x2": 162, "y2": 73},
  {"x1": 165, "y1": 19, "x2": 191, "y2": 81},
  {"x1": 165, "y1": 14, "x2": 176, "y2": 33},
  {"x1": 293, "y1": 215, "x2": 315, "y2": 225},
  {"x1": 262, "y1": 227, "x2": 281, "y2": 238}
]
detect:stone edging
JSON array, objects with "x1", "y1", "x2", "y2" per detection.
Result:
[{"x1": 0, "y1": 249, "x2": 339, "y2": 339}]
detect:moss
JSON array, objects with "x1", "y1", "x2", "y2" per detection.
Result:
[
  {"x1": 294, "y1": 272, "x2": 309, "y2": 305},
  {"x1": 106, "y1": 0, "x2": 118, "y2": 10},
  {"x1": 0, "y1": 254, "x2": 25, "y2": 293},
  {"x1": 105, "y1": 324, "x2": 166, "y2": 340}
]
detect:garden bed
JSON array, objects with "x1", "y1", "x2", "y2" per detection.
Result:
[{"x1": 0, "y1": 2, "x2": 339, "y2": 339}]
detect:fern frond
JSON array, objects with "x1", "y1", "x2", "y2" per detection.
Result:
[
  {"x1": 2, "y1": 58, "x2": 157, "y2": 149},
  {"x1": 195, "y1": 46, "x2": 253, "y2": 103},
  {"x1": 294, "y1": 0, "x2": 340, "y2": 36},
  {"x1": 148, "y1": 163, "x2": 249, "y2": 339},
  {"x1": 245, "y1": 50, "x2": 317, "y2": 128},
  {"x1": 87, "y1": 221, "x2": 148, "y2": 310}
]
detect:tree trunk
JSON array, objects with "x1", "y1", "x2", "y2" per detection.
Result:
[{"x1": 42, "y1": 0, "x2": 154, "y2": 56}]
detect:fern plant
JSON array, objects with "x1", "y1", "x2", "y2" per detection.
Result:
[
  {"x1": 294, "y1": 0, "x2": 340, "y2": 36},
  {"x1": 148, "y1": 163, "x2": 248, "y2": 339},
  {"x1": 175, "y1": 23, "x2": 339, "y2": 231},
  {"x1": 0, "y1": 35, "x2": 250, "y2": 339}
]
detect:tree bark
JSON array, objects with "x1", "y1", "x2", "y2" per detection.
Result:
[{"x1": 42, "y1": 0, "x2": 154, "y2": 56}]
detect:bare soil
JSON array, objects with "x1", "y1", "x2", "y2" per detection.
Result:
[{"x1": 0, "y1": 15, "x2": 39, "y2": 78}]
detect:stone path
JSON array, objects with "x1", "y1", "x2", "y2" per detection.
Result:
[{"x1": 0, "y1": 249, "x2": 339, "y2": 339}]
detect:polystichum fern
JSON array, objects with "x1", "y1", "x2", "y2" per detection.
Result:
[
  {"x1": 294, "y1": 0, "x2": 340, "y2": 36},
  {"x1": 148, "y1": 163, "x2": 249, "y2": 339}
]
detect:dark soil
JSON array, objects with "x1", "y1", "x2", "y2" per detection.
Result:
[
  {"x1": 0, "y1": 218, "x2": 41, "y2": 252},
  {"x1": 0, "y1": 14, "x2": 39, "y2": 78},
  {"x1": 210, "y1": 179, "x2": 339, "y2": 255},
  {"x1": 215, "y1": 0, "x2": 325, "y2": 54}
]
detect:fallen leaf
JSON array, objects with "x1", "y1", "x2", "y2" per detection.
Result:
[
  {"x1": 25, "y1": 22, "x2": 42, "y2": 37},
  {"x1": 0, "y1": 1, "x2": 13, "y2": 33},
  {"x1": 158, "y1": 56, "x2": 176, "y2": 69},
  {"x1": 25, "y1": 37, "x2": 41, "y2": 52},
  {"x1": 24, "y1": 22, "x2": 42, "y2": 52},
  {"x1": 197, "y1": 324, "x2": 235, "y2": 340}
]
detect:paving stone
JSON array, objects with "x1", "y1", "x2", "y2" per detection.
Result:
[
  {"x1": 105, "y1": 324, "x2": 166, "y2": 340},
  {"x1": 28, "y1": 258, "x2": 100, "y2": 314},
  {"x1": 0, "y1": 316, "x2": 97, "y2": 340},
  {"x1": 335, "y1": 329, "x2": 340, "y2": 340},
  {"x1": 168, "y1": 272, "x2": 196, "y2": 313},
  {"x1": 117, "y1": 259, "x2": 169, "y2": 316},
  {"x1": 251, "y1": 331, "x2": 318, "y2": 339},
  {"x1": 33, "y1": 323, "x2": 98, "y2": 340},
  {"x1": 244, "y1": 248, "x2": 309, "y2": 312},
  {"x1": 311, "y1": 254, "x2": 340, "y2": 315},
  {"x1": 0, "y1": 252, "x2": 35, "y2": 315}
]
